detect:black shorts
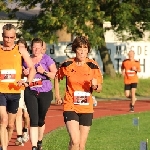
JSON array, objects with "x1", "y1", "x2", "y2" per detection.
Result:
[
  {"x1": 124, "y1": 83, "x2": 137, "y2": 90},
  {"x1": 0, "y1": 93, "x2": 20, "y2": 114},
  {"x1": 63, "y1": 111, "x2": 93, "y2": 126}
]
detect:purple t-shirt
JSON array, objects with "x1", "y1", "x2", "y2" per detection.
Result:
[{"x1": 23, "y1": 54, "x2": 54, "y2": 92}]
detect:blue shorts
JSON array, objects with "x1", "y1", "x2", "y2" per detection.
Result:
[{"x1": 0, "y1": 93, "x2": 20, "y2": 114}]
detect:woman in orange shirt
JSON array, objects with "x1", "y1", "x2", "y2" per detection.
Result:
[{"x1": 55, "y1": 36, "x2": 103, "y2": 150}]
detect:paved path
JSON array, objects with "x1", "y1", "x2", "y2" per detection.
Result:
[{"x1": 8, "y1": 100, "x2": 150, "y2": 150}]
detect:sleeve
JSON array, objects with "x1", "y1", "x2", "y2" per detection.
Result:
[
  {"x1": 56, "y1": 63, "x2": 67, "y2": 80},
  {"x1": 45, "y1": 55, "x2": 55, "y2": 67}
]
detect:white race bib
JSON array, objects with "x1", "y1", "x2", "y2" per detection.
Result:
[
  {"x1": 74, "y1": 91, "x2": 90, "y2": 105},
  {"x1": 0, "y1": 69, "x2": 16, "y2": 82},
  {"x1": 22, "y1": 77, "x2": 42, "y2": 88},
  {"x1": 30, "y1": 78, "x2": 42, "y2": 88}
]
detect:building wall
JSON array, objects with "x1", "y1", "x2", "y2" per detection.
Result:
[{"x1": 1, "y1": 20, "x2": 150, "y2": 78}]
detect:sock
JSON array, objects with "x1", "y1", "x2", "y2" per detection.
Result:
[
  {"x1": 22, "y1": 127, "x2": 28, "y2": 133},
  {"x1": 37, "y1": 140, "x2": 42, "y2": 145},
  {"x1": 32, "y1": 146, "x2": 37, "y2": 149}
]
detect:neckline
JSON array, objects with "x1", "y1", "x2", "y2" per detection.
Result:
[{"x1": 0, "y1": 44, "x2": 16, "y2": 51}]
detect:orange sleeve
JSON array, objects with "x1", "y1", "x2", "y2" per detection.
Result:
[
  {"x1": 56, "y1": 66, "x2": 66, "y2": 80},
  {"x1": 121, "y1": 61, "x2": 125, "y2": 70}
]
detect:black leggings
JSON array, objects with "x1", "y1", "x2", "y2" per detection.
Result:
[{"x1": 24, "y1": 87, "x2": 53, "y2": 127}]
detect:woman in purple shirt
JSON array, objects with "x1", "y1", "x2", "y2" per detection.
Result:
[{"x1": 23, "y1": 38, "x2": 57, "y2": 150}]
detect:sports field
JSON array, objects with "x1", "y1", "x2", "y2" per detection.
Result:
[{"x1": 8, "y1": 76, "x2": 150, "y2": 150}]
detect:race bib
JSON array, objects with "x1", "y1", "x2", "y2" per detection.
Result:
[
  {"x1": 0, "y1": 69, "x2": 16, "y2": 82},
  {"x1": 30, "y1": 78, "x2": 42, "y2": 88},
  {"x1": 74, "y1": 91, "x2": 90, "y2": 105},
  {"x1": 126, "y1": 70, "x2": 135, "y2": 77}
]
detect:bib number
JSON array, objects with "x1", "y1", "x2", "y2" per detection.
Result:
[
  {"x1": 22, "y1": 78, "x2": 42, "y2": 88},
  {"x1": 0, "y1": 69, "x2": 16, "y2": 82},
  {"x1": 74, "y1": 91, "x2": 90, "y2": 105},
  {"x1": 30, "y1": 78, "x2": 42, "y2": 88}
]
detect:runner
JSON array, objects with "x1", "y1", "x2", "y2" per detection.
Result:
[
  {"x1": 55, "y1": 36, "x2": 103, "y2": 150},
  {"x1": 0, "y1": 24, "x2": 35, "y2": 150},
  {"x1": 15, "y1": 39, "x2": 30, "y2": 146},
  {"x1": 121, "y1": 50, "x2": 141, "y2": 112},
  {"x1": 23, "y1": 38, "x2": 57, "y2": 150}
]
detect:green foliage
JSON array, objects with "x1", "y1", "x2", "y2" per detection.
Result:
[{"x1": 1, "y1": 1, "x2": 150, "y2": 45}]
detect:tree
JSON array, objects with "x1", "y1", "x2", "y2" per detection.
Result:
[{"x1": 3, "y1": 0, "x2": 150, "y2": 77}]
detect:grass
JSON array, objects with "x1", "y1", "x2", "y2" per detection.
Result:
[
  {"x1": 43, "y1": 112, "x2": 150, "y2": 150},
  {"x1": 52, "y1": 75, "x2": 150, "y2": 99}
]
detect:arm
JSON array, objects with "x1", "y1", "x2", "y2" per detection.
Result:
[
  {"x1": 54, "y1": 62, "x2": 66, "y2": 104},
  {"x1": 44, "y1": 63, "x2": 57, "y2": 79},
  {"x1": 121, "y1": 68, "x2": 125, "y2": 76},
  {"x1": 121, "y1": 62, "x2": 125, "y2": 76},
  {"x1": 91, "y1": 62, "x2": 103, "y2": 93},
  {"x1": 19, "y1": 48, "x2": 36, "y2": 84},
  {"x1": 54, "y1": 76, "x2": 62, "y2": 104}
]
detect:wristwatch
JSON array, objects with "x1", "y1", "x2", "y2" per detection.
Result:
[{"x1": 43, "y1": 71, "x2": 48, "y2": 76}]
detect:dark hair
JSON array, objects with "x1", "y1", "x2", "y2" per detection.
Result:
[
  {"x1": 31, "y1": 38, "x2": 43, "y2": 47},
  {"x1": 17, "y1": 38, "x2": 28, "y2": 48},
  {"x1": 72, "y1": 36, "x2": 91, "y2": 53}
]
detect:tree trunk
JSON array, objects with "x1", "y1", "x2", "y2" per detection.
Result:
[{"x1": 98, "y1": 45, "x2": 116, "y2": 77}]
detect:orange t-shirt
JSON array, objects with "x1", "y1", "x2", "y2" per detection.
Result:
[
  {"x1": 57, "y1": 58, "x2": 103, "y2": 113},
  {"x1": 0, "y1": 45, "x2": 23, "y2": 93},
  {"x1": 121, "y1": 59, "x2": 140, "y2": 84}
]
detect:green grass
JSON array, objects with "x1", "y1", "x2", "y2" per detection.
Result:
[
  {"x1": 52, "y1": 75, "x2": 150, "y2": 99},
  {"x1": 43, "y1": 112, "x2": 150, "y2": 150}
]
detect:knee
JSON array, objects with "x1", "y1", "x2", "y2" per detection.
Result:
[
  {"x1": 8, "y1": 122, "x2": 15, "y2": 130},
  {"x1": 70, "y1": 139, "x2": 80, "y2": 148},
  {"x1": 125, "y1": 93, "x2": 130, "y2": 98},
  {"x1": 79, "y1": 144, "x2": 85, "y2": 150},
  {"x1": 0, "y1": 117, "x2": 8, "y2": 127}
]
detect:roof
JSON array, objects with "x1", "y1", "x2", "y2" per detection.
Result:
[{"x1": 0, "y1": 9, "x2": 40, "y2": 20}]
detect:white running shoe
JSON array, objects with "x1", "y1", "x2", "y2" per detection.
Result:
[
  {"x1": 22, "y1": 132, "x2": 29, "y2": 143},
  {"x1": 15, "y1": 137, "x2": 24, "y2": 146}
]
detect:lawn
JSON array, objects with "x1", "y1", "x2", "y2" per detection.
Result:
[{"x1": 43, "y1": 112, "x2": 150, "y2": 150}]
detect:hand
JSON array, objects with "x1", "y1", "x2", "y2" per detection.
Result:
[
  {"x1": 17, "y1": 80, "x2": 24, "y2": 87},
  {"x1": 55, "y1": 97, "x2": 63, "y2": 105},
  {"x1": 23, "y1": 66, "x2": 29, "y2": 76},
  {"x1": 91, "y1": 78, "x2": 97, "y2": 86},
  {"x1": 132, "y1": 66, "x2": 136, "y2": 71},
  {"x1": 37, "y1": 64, "x2": 45, "y2": 74},
  {"x1": 16, "y1": 80, "x2": 29, "y2": 87},
  {"x1": 122, "y1": 71, "x2": 125, "y2": 76}
]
